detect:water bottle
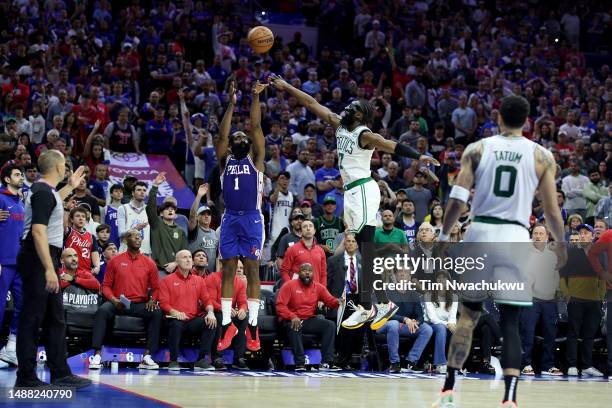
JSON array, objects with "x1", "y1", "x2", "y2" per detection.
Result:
[{"x1": 111, "y1": 354, "x2": 119, "y2": 374}]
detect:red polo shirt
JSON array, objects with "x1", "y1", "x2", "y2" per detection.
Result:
[
  {"x1": 205, "y1": 271, "x2": 247, "y2": 312},
  {"x1": 159, "y1": 270, "x2": 212, "y2": 320},
  {"x1": 276, "y1": 279, "x2": 339, "y2": 321},
  {"x1": 102, "y1": 251, "x2": 159, "y2": 302},
  {"x1": 59, "y1": 267, "x2": 100, "y2": 291},
  {"x1": 280, "y1": 240, "x2": 327, "y2": 286}
]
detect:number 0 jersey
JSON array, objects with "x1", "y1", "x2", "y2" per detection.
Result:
[
  {"x1": 336, "y1": 125, "x2": 374, "y2": 185},
  {"x1": 221, "y1": 154, "x2": 264, "y2": 212},
  {"x1": 471, "y1": 135, "x2": 539, "y2": 228}
]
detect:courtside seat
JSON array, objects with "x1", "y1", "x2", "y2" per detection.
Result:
[
  {"x1": 65, "y1": 310, "x2": 96, "y2": 337},
  {"x1": 112, "y1": 315, "x2": 146, "y2": 338},
  {"x1": 258, "y1": 289, "x2": 278, "y2": 343}
]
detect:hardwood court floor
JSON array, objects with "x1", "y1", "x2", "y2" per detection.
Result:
[{"x1": 89, "y1": 370, "x2": 612, "y2": 408}]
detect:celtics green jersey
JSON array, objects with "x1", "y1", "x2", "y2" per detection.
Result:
[{"x1": 314, "y1": 215, "x2": 344, "y2": 251}]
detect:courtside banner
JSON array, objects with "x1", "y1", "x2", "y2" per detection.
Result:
[
  {"x1": 108, "y1": 152, "x2": 195, "y2": 209},
  {"x1": 359, "y1": 242, "x2": 606, "y2": 305}
]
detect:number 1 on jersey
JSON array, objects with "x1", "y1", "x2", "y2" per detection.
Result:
[{"x1": 234, "y1": 178, "x2": 239, "y2": 190}]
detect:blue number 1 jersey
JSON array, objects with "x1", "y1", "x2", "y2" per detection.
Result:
[{"x1": 222, "y1": 154, "x2": 263, "y2": 212}]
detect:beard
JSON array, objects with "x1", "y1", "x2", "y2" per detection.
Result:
[
  {"x1": 340, "y1": 110, "x2": 355, "y2": 127},
  {"x1": 231, "y1": 142, "x2": 250, "y2": 160}
]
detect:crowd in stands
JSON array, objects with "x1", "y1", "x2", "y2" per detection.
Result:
[{"x1": 0, "y1": 0, "x2": 611, "y2": 374}]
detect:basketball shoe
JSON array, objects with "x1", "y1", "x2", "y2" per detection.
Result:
[
  {"x1": 246, "y1": 325, "x2": 261, "y2": 351},
  {"x1": 341, "y1": 301, "x2": 376, "y2": 329},
  {"x1": 431, "y1": 390, "x2": 455, "y2": 408},
  {"x1": 217, "y1": 323, "x2": 238, "y2": 351},
  {"x1": 370, "y1": 301, "x2": 399, "y2": 330}
]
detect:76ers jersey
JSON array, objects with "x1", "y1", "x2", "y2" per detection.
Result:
[
  {"x1": 221, "y1": 154, "x2": 263, "y2": 212},
  {"x1": 64, "y1": 227, "x2": 98, "y2": 271}
]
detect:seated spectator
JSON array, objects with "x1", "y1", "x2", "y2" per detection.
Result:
[
  {"x1": 206, "y1": 259, "x2": 248, "y2": 369},
  {"x1": 89, "y1": 229, "x2": 162, "y2": 370},
  {"x1": 159, "y1": 250, "x2": 216, "y2": 371},
  {"x1": 97, "y1": 242, "x2": 118, "y2": 284},
  {"x1": 191, "y1": 249, "x2": 211, "y2": 277},
  {"x1": 424, "y1": 271, "x2": 458, "y2": 374},
  {"x1": 58, "y1": 248, "x2": 100, "y2": 291},
  {"x1": 473, "y1": 302, "x2": 502, "y2": 374},
  {"x1": 280, "y1": 220, "x2": 327, "y2": 285},
  {"x1": 147, "y1": 172, "x2": 188, "y2": 277},
  {"x1": 64, "y1": 207, "x2": 101, "y2": 276},
  {"x1": 377, "y1": 266, "x2": 433, "y2": 373},
  {"x1": 276, "y1": 263, "x2": 342, "y2": 371}
]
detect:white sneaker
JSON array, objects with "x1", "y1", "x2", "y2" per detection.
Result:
[
  {"x1": 370, "y1": 302, "x2": 399, "y2": 330},
  {"x1": 341, "y1": 301, "x2": 376, "y2": 329},
  {"x1": 541, "y1": 367, "x2": 563, "y2": 376},
  {"x1": 435, "y1": 364, "x2": 447, "y2": 374},
  {"x1": 89, "y1": 354, "x2": 102, "y2": 370},
  {"x1": 521, "y1": 365, "x2": 535, "y2": 376},
  {"x1": 582, "y1": 367, "x2": 604, "y2": 377},
  {"x1": 0, "y1": 349, "x2": 17, "y2": 366},
  {"x1": 567, "y1": 367, "x2": 579, "y2": 376},
  {"x1": 138, "y1": 354, "x2": 159, "y2": 370}
]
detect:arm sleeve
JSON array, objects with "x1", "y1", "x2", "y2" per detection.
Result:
[
  {"x1": 158, "y1": 280, "x2": 172, "y2": 314},
  {"x1": 280, "y1": 247, "x2": 294, "y2": 282},
  {"x1": 205, "y1": 275, "x2": 221, "y2": 311},
  {"x1": 101, "y1": 259, "x2": 115, "y2": 300},
  {"x1": 149, "y1": 260, "x2": 160, "y2": 300},
  {"x1": 75, "y1": 271, "x2": 101, "y2": 291},
  {"x1": 146, "y1": 186, "x2": 159, "y2": 228},
  {"x1": 275, "y1": 284, "x2": 296, "y2": 321},
  {"x1": 318, "y1": 284, "x2": 339, "y2": 309}
]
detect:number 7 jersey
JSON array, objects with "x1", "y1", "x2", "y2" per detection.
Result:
[
  {"x1": 471, "y1": 135, "x2": 539, "y2": 228},
  {"x1": 221, "y1": 154, "x2": 264, "y2": 211}
]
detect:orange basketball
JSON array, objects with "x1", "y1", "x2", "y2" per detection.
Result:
[{"x1": 248, "y1": 26, "x2": 274, "y2": 54}]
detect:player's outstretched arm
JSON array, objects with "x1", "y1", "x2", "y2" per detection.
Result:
[
  {"x1": 250, "y1": 81, "x2": 267, "y2": 172},
  {"x1": 269, "y1": 73, "x2": 341, "y2": 129},
  {"x1": 360, "y1": 131, "x2": 440, "y2": 167},
  {"x1": 439, "y1": 142, "x2": 481, "y2": 239},
  {"x1": 215, "y1": 78, "x2": 237, "y2": 167}
]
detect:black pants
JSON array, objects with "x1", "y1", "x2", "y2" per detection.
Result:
[
  {"x1": 92, "y1": 301, "x2": 162, "y2": 353},
  {"x1": 335, "y1": 293, "x2": 366, "y2": 365},
  {"x1": 475, "y1": 312, "x2": 501, "y2": 361},
  {"x1": 16, "y1": 246, "x2": 72, "y2": 382},
  {"x1": 211, "y1": 312, "x2": 247, "y2": 360},
  {"x1": 566, "y1": 300, "x2": 601, "y2": 368},
  {"x1": 284, "y1": 317, "x2": 335, "y2": 366},
  {"x1": 167, "y1": 317, "x2": 215, "y2": 361}
]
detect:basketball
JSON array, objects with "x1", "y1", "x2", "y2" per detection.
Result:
[{"x1": 248, "y1": 26, "x2": 274, "y2": 54}]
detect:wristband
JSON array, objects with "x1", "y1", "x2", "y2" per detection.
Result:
[
  {"x1": 438, "y1": 232, "x2": 450, "y2": 242},
  {"x1": 394, "y1": 143, "x2": 421, "y2": 160},
  {"x1": 449, "y1": 185, "x2": 470, "y2": 203}
]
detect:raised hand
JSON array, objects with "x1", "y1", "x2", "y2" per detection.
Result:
[
  {"x1": 252, "y1": 80, "x2": 268, "y2": 95},
  {"x1": 69, "y1": 166, "x2": 86, "y2": 189},
  {"x1": 419, "y1": 155, "x2": 440, "y2": 167},
  {"x1": 268, "y1": 73, "x2": 289, "y2": 91},
  {"x1": 153, "y1": 171, "x2": 167, "y2": 186},
  {"x1": 227, "y1": 79, "x2": 237, "y2": 105},
  {"x1": 197, "y1": 183, "x2": 209, "y2": 197}
]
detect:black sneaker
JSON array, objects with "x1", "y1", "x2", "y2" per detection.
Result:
[
  {"x1": 233, "y1": 358, "x2": 249, "y2": 370},
  {"x1": 168, "y1": 361, "x2": 181, "y2": 371},
  {"x1": 213, "y1": 357, "x2": 226, "y2": 370},
  {"x1": 14, "y1": 378, "x2": 49, "y2": 389},
  {"x1": 51, "y1": 375, "x2": 92, "y2": 389},
  {"x1": 295, "y1": 365, "x2": 306, "y2": 372},
  {"x1": 194, "y1": 359, "x2": 215, "y2": 371},
  {"x1": 404, "y1": 361, "x2": 423, "y2": 373},
  {"x1": 389, "y1": 362, "x2": 401, "y2": 373}
]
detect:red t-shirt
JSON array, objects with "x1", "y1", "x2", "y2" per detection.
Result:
[{"x1": 276, "y1": 279, "x2": 339, "y2": 321}]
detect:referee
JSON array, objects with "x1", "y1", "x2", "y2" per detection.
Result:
[{"x1": 15, "y1": 150, "x2": 91, "y2": 389}]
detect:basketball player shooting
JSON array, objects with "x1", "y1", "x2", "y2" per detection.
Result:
[
  {"x1": 215, "y1": 80, "x2": 268, "y2": 352},
  {"x1": 269, "y1": 73, "x2": 439, "y2": 330},
  {"x1": 432, "y1": 95, "x2": 566, "y2": 408}
]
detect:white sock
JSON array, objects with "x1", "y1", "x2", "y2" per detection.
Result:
[
  {"x1": 221, "y1": 298, "x2": 232, "y2": 325},
  {"x1": 247, "y1": 299, "x2": 260, "y2": 326}
]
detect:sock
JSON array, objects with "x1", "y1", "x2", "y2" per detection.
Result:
[
  {"x1": 442, "y1": 367, "x2": 456, "y2": 392},
  {"x1": 503, "y1": 375, "x2": 518, "y2": 403},
  {"x1": 247, "y1": 299, "x2": 259, "y2": 326},
  {"x1": 221, "y1": 298, "x2": 232, "y2": 326}
]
